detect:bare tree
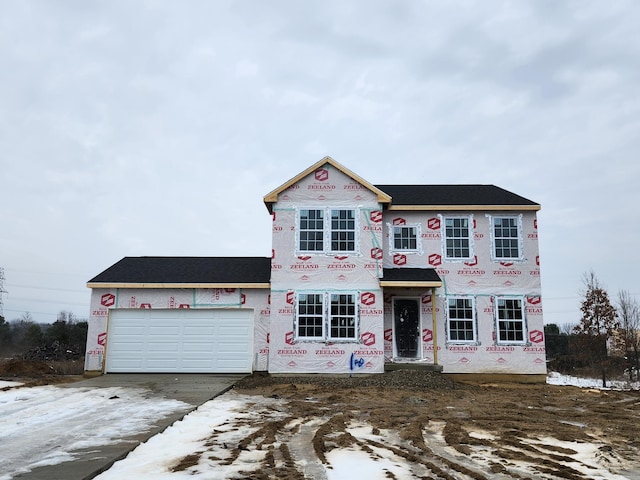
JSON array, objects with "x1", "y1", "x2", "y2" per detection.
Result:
[
  {"x1": 573, "y1": 271, "x2": 619, "y2": 386},
  {"x1": 617, "y1": 290, "x2": 640, "y2": 380}
]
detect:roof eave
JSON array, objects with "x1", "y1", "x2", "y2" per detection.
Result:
[
  {"x1": 386, "y1": 204, "x2": 541, "y2": 211},
  {"x1": 379, "y1": 280, "x2": 443, "y2": 288},
  {"x1": 87, "y1": 282, "x2": 272, "y2": 289}
]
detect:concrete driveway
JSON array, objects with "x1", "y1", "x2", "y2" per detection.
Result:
[{"x1": 13, "y1": 373, "x2": 246, "y2": 480}]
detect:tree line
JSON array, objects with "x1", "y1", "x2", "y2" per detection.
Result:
[
  {"x1": 546, "y1": 270, "x2": 640, "y2": 386},
  {"x1": 0, "y1": 310, "x2": 87, "y2": 360}
]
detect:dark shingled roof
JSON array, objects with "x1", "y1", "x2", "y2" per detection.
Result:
[
  {"x1": 88, "y1": 256, "x2": 272, "y2": 284},
  {"x1": 382, "y1": 268, "x2": 442, "y2": 283},
  {"x1": 375, "y1": 184, "x2": 539, "y2": 207}
]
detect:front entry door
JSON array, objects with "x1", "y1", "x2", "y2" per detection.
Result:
[{"x1": 393, "y1": 298, "x2": 420, "y2": 358}]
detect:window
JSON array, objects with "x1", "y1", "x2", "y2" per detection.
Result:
[
  {"x1": 492, "y1": 216, "x2": 521, "y2": 260},
  {"x1": 393, "y1": 226, "x2": 417, "y2": 250},
  {"x1": 331, "y1": 209, "x2": 356, "y2": 252},
  {"x1": 330, "y1": 294, "x2": 357, "y2": 339},
  {"x1": 496, "y1": 297, "x2": 526, "y2": 343},
  {"x1": 297, "y1": 293, "x2": 324, "y2": 339},
  {"x1": 388, "y1": 222, "x2": 422, "y2": 254},
  {"x1": 298, "y1": 208, "x2": 358, "y2": 254},
  {"x1": 447, "y1": 297, "x2": 476, "y2": 342},
  {"x1": 299, "y1": 209, "x2": 324, "y2": 252},
  {"x1": 295, "y1": 292, "x2": 359, "y2": 341},
  {"x1": 444, "y1": 217, "x2": 472, "y2": 259}
]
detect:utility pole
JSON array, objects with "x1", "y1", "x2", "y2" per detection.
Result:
[{"x1": 0, "y1": 267, "x2": 6, "y2": 319}]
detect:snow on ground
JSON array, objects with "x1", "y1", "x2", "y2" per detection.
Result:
[
  {"x1": 0, "y1": 384, "x2": 190, "y2": 480},
  {"x1": 547, "y1": 371, "x2": 640, "y2": 390},
  {"x1": 1, "y1": 372, "x2": 638, "y2": 479},
  {"x1": 0, "y1": 380, "x2": 22, "y2": 389},
  {"x1": 95, "y1": 394, "x2": 284, "y2": 480}
]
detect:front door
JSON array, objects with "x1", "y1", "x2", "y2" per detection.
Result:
[{"x1": 393, "y1": 298, "x2": 420, "y2": 358}]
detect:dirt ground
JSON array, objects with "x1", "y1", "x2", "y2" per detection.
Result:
[
  {"x1": 225, "y1": 371, "x2": 639, "y2": 479},
  {"x1": 2, "y1": 360, "x2": 639, "y2": 479}
]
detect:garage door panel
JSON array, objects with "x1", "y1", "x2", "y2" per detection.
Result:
[{"x1": 105, "y1": 308, "x2": 253, "y2": 373}]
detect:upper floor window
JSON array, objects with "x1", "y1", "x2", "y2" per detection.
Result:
[
  {"x1": 299, "y1": 209, "x2": 324, "y2": 252},
  {"x1": 295, "y1": 291, "x2": 359, "y2": 342},
  {"x1": 393, "y1": 226, "x2": 417, "y2": 251},
  {"x1": 495, "y1": 297, "x2": 526, "y2": 344},
  {"x1": 447, "y1": 296, "x2": 476, "y2": 343},
  {"x1": 331, "y1": 209, "x2": 356, "y2": 252},
  {"x1": 298, "y1": 208, "x2": 358, "y2": 254},
  {"x1": 388, "y1": 222, "x2": 422, "y2": 254},
  {"x1": 444, "y1": 216, "x2": 472, "y2": 259},
  {"x1": 490, "y1": 215, "x2": 523, "y2": 260}
]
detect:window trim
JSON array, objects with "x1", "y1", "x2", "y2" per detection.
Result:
[
  {"x1": 488, "y1": 214, "x2": 524, "y2": 262},
  {"x1": 442, "y1": 215, "x2": 474, "y2": 261},
  {"x1": 294, "y1": 291, "x2": 360, "y2": 342},
  {"x1": 387, "y1": 222, "x2": 423, "y2": 254},
  {"x1": 494, "y1": 296, "x2": 527, "y2": 345},
  {"x1": 296, "y1": 207, "x2": 360, "y2": 255},
  {"x1": 446, "y1": 295, "x2": 478, "y2": 344}
]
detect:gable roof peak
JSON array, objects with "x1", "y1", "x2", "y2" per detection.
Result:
[{"x1": 263, "y1": 156, "x2": 391, "y2": 212}]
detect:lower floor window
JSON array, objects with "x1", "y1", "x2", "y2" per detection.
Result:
[
  {"x1": 496, "y1": 297, "x2": 525, "y2": 343},
  {"x1": 296, "y1": 291, "x2": 358, "y2": 341},
  {"x1": 447, "y1": 296, "x2": 476, "y2": 342}
]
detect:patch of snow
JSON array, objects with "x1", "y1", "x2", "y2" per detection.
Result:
[
  {"x1": 0, "y1": 384, "x2": 190, "y2": 479},
  {"x1": 95, "y1": 393, "x2": 285, "y2": 480},
  {"x1": 547, "y1": 371, "x2": 640, "y2": 390},
  {"x1": 326, "y1": 448, "x2": 414, "y2": 480},
  {"x1": 0, "y1": 380, "x2": 22, "y2": 389}
]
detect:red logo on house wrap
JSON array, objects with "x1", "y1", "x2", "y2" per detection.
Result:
[
  {"x1": 315, "y1": 168, "x2": 329, "y2": 181},
  {"x1": 393, "y1": 254, "x2": 407, "y2": 266},
  {"x1": 529, "y1": 330, "x2": 544, "y2": 343},
  {"x1": 286, "y1": 291, "x2": 294, "y2": 304},
  {"x1": 361, "y1": 331, "x2": 376, "y2": 346},
  {"x1": 361, "y1": 292, "x2": 376, "y2": 305},
  {"x1": 97, "y1": 332, "x2": 107, "y2": 346},
  {"x1": 527, "y1": 296, "x2": 542, "y2": 305},
  {"x1": 536, "y1": 256, "x2": 540, "y2": 266},
  {"x1": 464, "y1": 256, "x2": 478, "y2": 267},
  {"x1": 179, "y1": 304, "x2": 190, "y2": 309},
  {"x1": 370, "y1": 210, "x2": 382, "y2": 223},
  {"x1": 140, "y1": 303, "x2": 152, "y2": 309},
  {"x1": 429, "y1": 254, "x2": 442, "y2": 266},
  {"x1": 285, "y1": 331, "x2": 294, "y2": 345},
  {"x1": 371, "y1": 247, "x2": 383, "y2": 260},
  {"x1": 421, "y1": 294, "x2": 432, "y2": 304},
  {"x1": 427, "y1": 217, "x2": 440, "y2": 230},
  {"x1": 422, "y1": 329, "x2": 433, "y2": 342},
  {"x1": 384, "y1": 328, "x2": 392, "y2": 342},
  {"x1": 298, "y1": 255, "x2": 312, "y2": 261},
  {"x1": 500, "y1": 261, "x2": 514, "y2": 267},
  {"x1": 101, "y1": 293, "x2": 115, "y2": 307},
  {"x1": 392, "y1": 217, "x2": 406, "y2": 225}
]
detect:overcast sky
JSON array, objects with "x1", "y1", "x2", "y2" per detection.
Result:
[{"x1": 1, "y1": 0, "x2": 639, "y2": 327}]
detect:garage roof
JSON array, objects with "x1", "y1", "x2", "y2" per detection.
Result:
[
  {"x1": 380, "y1": 268, "x2": 442, "y2": 287},
  {"x1": 87, "y1": 256, "x2": 272, "y2": 289},
  {"x1": 376, "y1": 184, "x2": 540, "y2": 211}
]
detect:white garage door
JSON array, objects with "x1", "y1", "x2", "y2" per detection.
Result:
[{"x1": 105, "y1": 309, "x2": 254, "y2": 373}]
